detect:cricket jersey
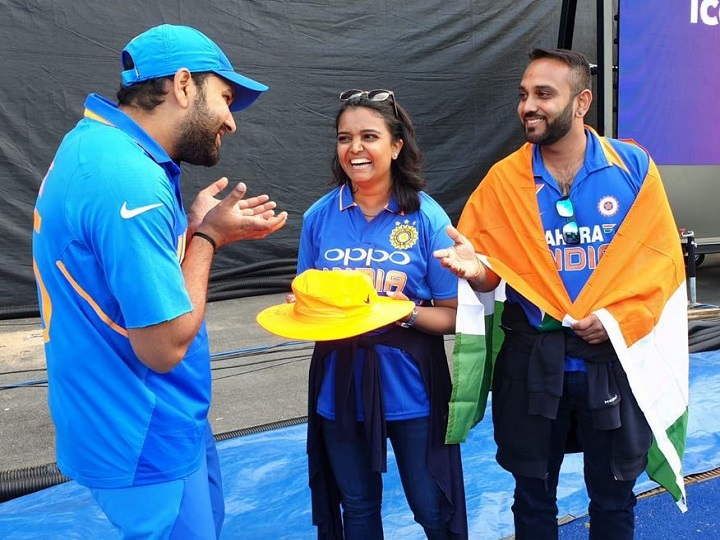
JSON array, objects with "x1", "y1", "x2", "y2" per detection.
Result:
[
  {"x1": 455, "y1": 127, "x2": 688, "y2": 508},
  {"x1": 298, "y1": 185, "x2": 456, "y2": 420},
  {"x1": 505, "y1": 129, "x2": 648, "y2": 368},
  {"x1": 32, "y1": 94, "x2": 211, "y2": 487}
]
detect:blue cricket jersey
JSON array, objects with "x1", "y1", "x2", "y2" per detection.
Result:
[
  {"x1": 32, "y1": 94, "x2": 212, "y2": 487},
  {"x1": 298, "y1": 185, "x2": 456, "y2": 420},
  {"x1": 507, "y1": 128, "x2": 648, "y2": 369}
]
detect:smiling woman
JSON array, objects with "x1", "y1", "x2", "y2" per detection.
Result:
[
  {"x1": 335, "y1": 106, "x2": 401, "y2": 218},
  {"x1": 293, "y1": 90, "x2": 468, "y2": 538}
]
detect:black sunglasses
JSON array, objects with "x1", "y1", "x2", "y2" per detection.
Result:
[
  {"x1": 339, "y1": 89, "x2": 399, "y2": 118},
  {"x1": 555, "y1": 196, "x2": 580, "y2": 245}
]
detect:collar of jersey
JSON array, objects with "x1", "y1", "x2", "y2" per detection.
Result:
[
  {"x1": 338, "y1": 183, "x2": 402, "y2": 215},
  {"x1": 83, "y1": 93, "x2": 180, "y2": 176},
  {"x1": 531, "y1": 126, "x2": 613, "y2": 188}
]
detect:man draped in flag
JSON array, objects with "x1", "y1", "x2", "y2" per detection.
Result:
[{"x1": 435, "y1": 48, "x2": 688, "y2": 540}]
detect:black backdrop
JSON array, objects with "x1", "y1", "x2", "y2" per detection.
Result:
[{"x1": 0, "y1": 0, "x2": 598, "y2": 317}]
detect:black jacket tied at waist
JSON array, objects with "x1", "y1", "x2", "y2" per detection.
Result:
[
  {"x1": 330, "y1": 330, "x2": 389, "y2": 473},
  {"x1": 307, "y1": 326, "x2": 468, "y2": 539},
  {"x1": 501, "y1": 301, "x2": 622, "y2": 430},
  {"x1": 493, "y1": 302, "x2": 652, "y2": 481}
]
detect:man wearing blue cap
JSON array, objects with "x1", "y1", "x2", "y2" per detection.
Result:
[{"x1": 32, "y1": 24, "x2": 287, "y2": 538}]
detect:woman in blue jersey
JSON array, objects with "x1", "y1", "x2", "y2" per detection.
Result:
[{"x1": 298, "y1": 90, "x2": 467, "y2": 539}]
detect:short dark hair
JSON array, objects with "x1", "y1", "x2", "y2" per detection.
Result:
[
  {"x1": 528, "y1": 48, "x2": 592, "y2": 95},
  {"x1": 117, "y1": 76, "x2": 173, "y2": 110},
  {"x1": 332, "y1": 94, "x2": 426, "y2": 214},
  {"x1": 116, "y1": 56, "x2": 211, "y2": 111}
]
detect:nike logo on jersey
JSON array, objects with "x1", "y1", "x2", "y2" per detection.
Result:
[{"x1": 120, "y1": 202, "x2": 163, "y2": 219}]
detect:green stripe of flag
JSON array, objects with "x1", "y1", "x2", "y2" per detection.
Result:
[
  {"x1": 446, "y1": 287, "x2": 504, "y2": 444},
  {"x1": 645, "y1": 409, "x2": 689, "y2": 505}
]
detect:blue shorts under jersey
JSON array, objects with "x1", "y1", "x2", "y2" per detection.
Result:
[
  {"x1": 297, "y1": 186, "x2": 456, "y2": 421},
  {"x1": 32, "y1": 94, "x2": 212, "y2": 488}
]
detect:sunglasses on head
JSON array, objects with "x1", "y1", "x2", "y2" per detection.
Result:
[
  {"x1": 555, "y1": 196, "x2": 580, "y2": 245},
  {"x1": 339, "y1": 89, "x2": 399, "y2": 118}
]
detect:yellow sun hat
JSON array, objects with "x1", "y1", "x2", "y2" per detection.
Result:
[{"x1": 256, "y1": 269, "x2": 415, "y2": 341}]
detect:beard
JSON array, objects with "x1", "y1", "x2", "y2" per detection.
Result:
[
  {"x1": 175, "y1": 88, "x2": 222, "y2": 167},
  {"x1": 523, "y1": 99, "x2": 574, "y2": 146}
]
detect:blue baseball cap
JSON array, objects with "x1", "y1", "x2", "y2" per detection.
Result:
[{"x1": 121, "y1": 24, "x2": 268, "y2": 112}]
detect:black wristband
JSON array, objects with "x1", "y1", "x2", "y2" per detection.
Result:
[{"x1": 194, "y1": 231, "x2": 218, "y2": 252}]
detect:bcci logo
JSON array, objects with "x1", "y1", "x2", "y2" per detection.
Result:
[
  {"x1": 390, "y1": 219, "x2": 419, "y2": 250},
  {"x1": 597, "y1": 196, "x2": 619, "y2": 217}
]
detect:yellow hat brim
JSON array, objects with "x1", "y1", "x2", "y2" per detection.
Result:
[{"x1": 256, "y1": 297, "x2": 415, "y2": 341}]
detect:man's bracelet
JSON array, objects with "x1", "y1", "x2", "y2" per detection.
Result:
[{"x1": 194, "y1": 231, "x2": 218, "y2": 252}]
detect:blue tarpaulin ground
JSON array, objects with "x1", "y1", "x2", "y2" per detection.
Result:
[
  {"x1": 1, "y1": 350, "x2": 718, "y2": 539},
  {"x1": 561, "y1": 477, "x2": 720, "y2": 539}
]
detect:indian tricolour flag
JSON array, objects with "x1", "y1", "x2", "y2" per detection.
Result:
[
  {"x1": 446, "y1": 269, "x2": 689, "y2": 511},
  {"x1": 593, "y1": 284, "x2": 689, "y2": 511},
  {"x1": 445, "y1": 279, "x2": 504, "y2": 444},
  {"x1": 450, "y1": 140, "x2": 689, "y2": 510}
]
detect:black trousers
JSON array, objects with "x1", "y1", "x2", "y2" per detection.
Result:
[{"x1": 511, "y1": 371, "x2": 638, "y2": 540}]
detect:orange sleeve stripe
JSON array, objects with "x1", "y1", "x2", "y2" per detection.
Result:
[
  {"x1": 55, "y1": 261, "x2": 129, "y2": 338},
  {"x1": 32, "y1": 259, "x2": 52, "y2": 343},
  {"x1": 33, "y1": 209, "x2": 42, "y2": 234},
  {"x1": 177, "y1": 231, "x2": 186, "y2": 262}
]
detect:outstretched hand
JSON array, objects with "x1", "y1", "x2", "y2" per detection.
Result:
[
  {"x1": 192, "y1": 179, "x2": 288, "y2": 248},
  {"x1": 434, "y1": 225, "x2": 501, "y2": 292},
  {"x1": 187, "y1": 177, "x2": 229, "y2": 235},
  {"x1": 433, "y1": 225, "x2": 483, "y2": 279}
]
